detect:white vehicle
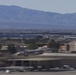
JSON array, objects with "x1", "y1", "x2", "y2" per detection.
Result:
[
  {"x1": 63, "y1": 65, "x2": 70, "y2": 69},
  {"x1": 4, "y1": 66, "x2": 25, "y2": 72},
  {"x1": 5, "y1": 70, "x2": 11, "y2": 73}
]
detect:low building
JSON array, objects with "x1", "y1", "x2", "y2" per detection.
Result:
[
  {"x1": 5, "y1": 53, "x2": 76, "y2": 68},
  {"x1": 59, "y1": 41, "x2": 76, "y2": 53}
]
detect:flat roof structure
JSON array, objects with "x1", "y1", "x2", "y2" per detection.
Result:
[
  {"x1": 5, "y1": 53, "x2": 76, "y2": 67},
  {"x1": 8, "y1": 58, "x2": 61, "y2": 61},
  {"x1": 7, "y1": 53, "x2": 76, "y2": 61},
  {"x1": 38, "y1": 53, "x2": 76, "y2": 57}
]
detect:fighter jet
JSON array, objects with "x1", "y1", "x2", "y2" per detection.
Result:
[{"x1": 14, "y1": 47, "x2": 44, "y2": 56}]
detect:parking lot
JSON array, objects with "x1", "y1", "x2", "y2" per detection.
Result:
[
  {"x1": 0, "y1": 66, "x2": 76, "y2": 75},
  {"x1": 0, "y1": 70, "x2": 76, "y2": 75}
]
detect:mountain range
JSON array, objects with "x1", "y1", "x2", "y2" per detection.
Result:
[{"x1": 0, "y1": 5, "x2": 76, "y2": 30}]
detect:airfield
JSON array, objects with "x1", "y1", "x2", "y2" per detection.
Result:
[{"x1": 0, "y1": 70, "x2": 76, "y2": 75}]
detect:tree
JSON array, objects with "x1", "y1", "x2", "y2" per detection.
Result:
[
  {"x1": 0, "y1": 44, "x2": 2, "y2": 50},
  {"x1": 27, "y1": 43, "x2": 36, "y2": 49},
  {"x1": 27, "y1": 40, "x2": 37, "y2": 49},
  {"x1": 35, "y1": 35, "x2": 43, "y2": 40},
  {"x1": 48, "y1": 39, "x2": 60, "y2": 52},
  {"x1": 8, "y1": 44, "x2": 17, "y2": 54}
]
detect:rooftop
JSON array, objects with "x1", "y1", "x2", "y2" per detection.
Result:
[{"x1": 39, "y1": 53, "x2": 76, "y2": 57}]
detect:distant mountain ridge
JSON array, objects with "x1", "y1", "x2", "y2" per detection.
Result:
[{"x1": 0, "y1": 5, "x2": 76, "y2": 29}]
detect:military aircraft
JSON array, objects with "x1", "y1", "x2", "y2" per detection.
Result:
[
  {"x1": 24, "y1": 49, "x2": 44, "y2": 55},
  {"x1": 14, "y1": 47, "x2": 44, "y2": 56}
]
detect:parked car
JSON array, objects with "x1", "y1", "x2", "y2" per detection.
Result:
[{"x1": 63, "y1": 65, "x2": 70, "y2": 69}]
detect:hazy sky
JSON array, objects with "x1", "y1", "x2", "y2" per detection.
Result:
[{"x1": 0, "y1": 0, "x2": 76, "y2": 13}]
